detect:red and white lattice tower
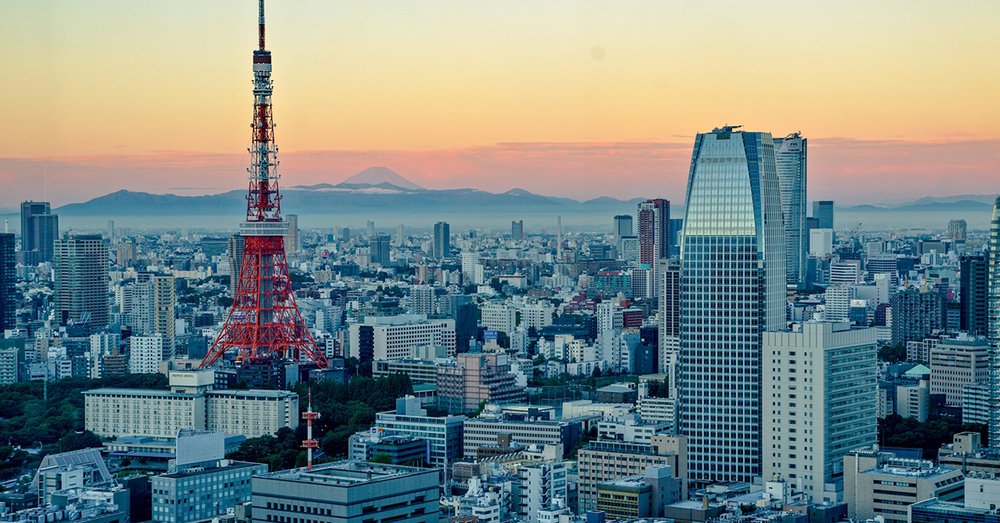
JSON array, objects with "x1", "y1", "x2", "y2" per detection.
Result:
[
  {"x1": 200, "y1": 0, "x2": 327, "y2": 369},
  {"x1": 301, "y1": 391, "x2": 320, "y2": 470}
]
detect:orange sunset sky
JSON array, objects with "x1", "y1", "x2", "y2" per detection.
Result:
[{"x1": 2, "y1": 0, "x2": 999, "y2": 207}]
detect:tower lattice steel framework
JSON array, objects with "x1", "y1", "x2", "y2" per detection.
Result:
[{"x1": 200, "y1": 0, "x2": 327, "y2": 369}]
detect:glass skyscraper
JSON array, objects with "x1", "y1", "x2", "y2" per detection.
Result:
[
  {"x1": 773, "y1": 133, "x2": 807, "y2": 288},
  {"x1": 679, "y1": 126, "x2": 786, "y2": 485},
  {"x1": 988, "y1": 196, "x2": 1000, "y2": 447}
]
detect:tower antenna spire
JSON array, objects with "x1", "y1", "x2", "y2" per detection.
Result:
[{"x1": 258, "y1": 0, "x2": 266, "y2": 50}]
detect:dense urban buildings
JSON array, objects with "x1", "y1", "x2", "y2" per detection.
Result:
[
  {"x1": 678, "y1": 126, "x2": 786, "y2": 486},
  {"x1": 2, "y1": 4, "x2": 998, "y2": 521}
]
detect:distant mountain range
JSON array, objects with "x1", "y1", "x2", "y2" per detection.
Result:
[
  {"x1": 4, "y1": 168, "x2": 993, "y2": 221},
  {"x1": 840, "y1": 195, "x2": 996, "y2": 212},
  {"x1": 52, "y1": 168, "x2": 644, "y2": 218}
]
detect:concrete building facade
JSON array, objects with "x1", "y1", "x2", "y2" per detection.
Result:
[{"x1": 762, "y1": 322, "x2": 878, "y2": 503}]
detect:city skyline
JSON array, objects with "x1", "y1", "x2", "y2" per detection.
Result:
[{"x1": 3, "y1": 1, "x2": 999, "y2": 207}]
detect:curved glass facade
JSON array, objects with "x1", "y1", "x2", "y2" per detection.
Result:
[{"x1": 679, "y1": 127, "x2": 785, "y2": 485}]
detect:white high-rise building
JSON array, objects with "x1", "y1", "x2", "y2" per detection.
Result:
[
  {"x1": 823, "y1": 284, "x2": 857, "y2": 322},
  {"x1": 985, "y1": 195, "x2": 1000, "y2": 447},
  {"x1": 520, "y1": 302, "x2": 555, "y2": 330},
  {"x1": 679, "y1": 126, "x2": 786, "y2": 486},
  {"x1": 461, "y1": 251, "x2": 484, "y2": 285},
  {"x1": 810, "y1": 229, "x2": 834, "y2": 258},
  {"x1": 128, "y1": 334, "x2": 164, "y2": 374},
  {"x1": 480, "y1": 301, "x2": 517, "y2": 334},
  {"x1": 762, "y1": 322, "x2": 877, "y2": 503},
  {"x1": 88, "y1": 333, "x2": 120, "y2": 379},
  {"x1": 348, "y1": 315, "x2": 456, "y2": 360},
  {"x1": 409, "y1": 285, "x2": 436, "y2": 316},
  {"x1": 773, "y1": 133, "x2": 807, "y2": 289}
]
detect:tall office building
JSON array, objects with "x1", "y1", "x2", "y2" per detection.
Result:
[
  {"x1": 152, "y1": 274, "x2": 176, "y2": 358},
  {"x1": 371, "y1": 234, "x2": 391, "y2": 266},
  {"x1": 637, "y1": 199, "x2": 669, "y2": 299},
  {"x1": 961, "y1": 255, "x2": 989, "y2": 336},
  {"x1": 678, "y1": 126, "x2": 785, "y2": 485},
  {"x1": 409, "y1": 285, "x2": 435, "y2": 316},
  {"x1": 20, "y1": 201, "x2": 59, "y2": 264},
  {"x1": 667, "y1": 218, "x2": 684, "y2": 257},
  {"x1": 433, "y1": 221, "x2": 450, "y2": 259},
  {"x1": 948, "y1": 219, "x2": 968, "y2": 241},
  {"x1": 638, "y1": 199, "x2": 670, "y2": 265},
  {"x1": 762, "y1": 322, "x2": 877, "y2": 503},
  {"x1": 657, "y1": 258, "x2": 680, "y2": 382},
  {"x1": 227, "y1": 234, "x2": 245, "y2": 292},
  {"x1": 614, "y1": 215, "x2": 634, "y2": 238},
  {"x1": 285, "y1": 213, "x2": 299, "y2": 252},
  {"x1": 0, "y1": 233, "x2": 15, "y2": 331},
  {"x1": 890, "y1": 287, "x2": 945, "y2": 346},
  {"x1": 812, "y1": 200, "x2": 834, "y2": 229},
  {"x1": 773, "y1": 133, "x2": 808, "y2": 288},
  {"x1": 128, "y1": 335, "x2": 164, "y2": 374},
  {"x1": 53, "y1": 234, "x2": 109, "y2": 327},
  {"x1": 988, "y1": 196, "x2": 1000, "y2": 448},
  {"x1": 512, "y1": 220, "x2": 525, "y2": 241}
]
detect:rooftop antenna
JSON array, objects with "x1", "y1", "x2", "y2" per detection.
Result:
[{"x1": 301, "y1": 389, "x2": 320, "y2": 471}]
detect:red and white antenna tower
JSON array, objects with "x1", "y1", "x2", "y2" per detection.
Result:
[
  {"x1": 200, "y1": 0, "x2": 327, "y2": 369},
  {"x1": 301, "y1": 390, "x2": 320, "y2": 470}
]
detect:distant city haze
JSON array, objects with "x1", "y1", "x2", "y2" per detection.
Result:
[{"x1": 2, "y1": 1, "x2": 999, "y2": 207}]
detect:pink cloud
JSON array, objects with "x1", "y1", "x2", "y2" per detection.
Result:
[{"x1": 1, "y1": 138, "x2": 997, "y2": 209}]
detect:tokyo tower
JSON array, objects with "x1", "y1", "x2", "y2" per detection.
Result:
[{"x1": 200, "y1": 0, "x2": 327, "y2": 369}]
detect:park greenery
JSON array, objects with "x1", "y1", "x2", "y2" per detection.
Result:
[
  {"x1": 878, "y1": 413, "x2": 987, "y2": 459},
  {"x1": 227, "y1": 374, "x2": 413, "y2": 470},
  {"x1": 0, "y1": 373, "x2": 168, "y2": 480}
]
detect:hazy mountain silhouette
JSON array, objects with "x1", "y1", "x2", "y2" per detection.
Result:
[{"x1": 340, "y1": 167, "x2": 424, "y2": 190}]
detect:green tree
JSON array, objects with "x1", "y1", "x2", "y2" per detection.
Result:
[
  {"x1": 878, "y1": 344, "x2": 908, "y2": 363},
  {"x1": 57, "y1": 430, "x2": 103, "y2": 453},
  {"x1": 369, "y1": 452, "x2": 392, "y2": 464}
]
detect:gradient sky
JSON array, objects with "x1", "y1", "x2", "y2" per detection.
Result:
[{"x1": 2, "y1": 0, "x2": 999, "y2": 207}]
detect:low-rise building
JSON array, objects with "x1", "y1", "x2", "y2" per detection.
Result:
[
  {"x1": 347, "y1": 431, "x2": 428, "y2": 467},
  {"x1": 844, "y1": 446, "x2": 964, "y2": 523},
  {"x1": 928, "y1": 336, "x2": 989, "y2": 406},
  {"x1": 250, "y1": 461, "x2": 440, "y2": 523},
  {"x1": 939, "y1": 432, "x2": 1000, "y2": 475},
  {"x1": 373, "y1": 358, "x2": 440, "y2": 384},
  {"x1": 437, "y1": 353, "x2": 524, "y2": 414},
  {"x1": 463, "y1": 406, "x2": 581, "y2": 458},
  {"x1": 374, "y1": 396, "x2": 465, "y2": 468},
  {"x1": 84, "y1": 370, "x2": 298, "y2": 438},
  {"x1": 576, "y1": 435, "x2": 687, "y2": 514},
  {"x1": 152, "y1": 460, "x2": 265, "y2": 523}
]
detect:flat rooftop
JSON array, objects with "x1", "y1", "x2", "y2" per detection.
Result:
[{"x1": 257, "y1": 460, "x2": 432, "y2": 486}]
